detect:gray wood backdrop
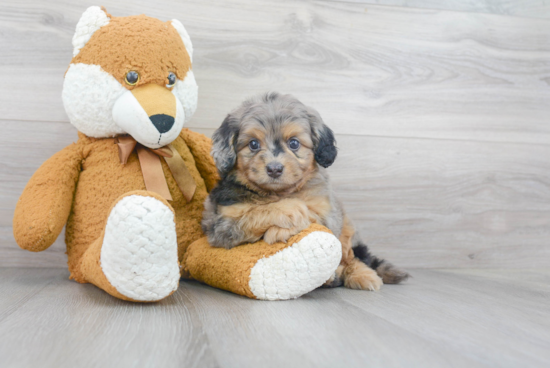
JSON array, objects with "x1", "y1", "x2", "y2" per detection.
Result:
[{"x1": 1, "y1": 0, "x2": 549, "y2": 269}]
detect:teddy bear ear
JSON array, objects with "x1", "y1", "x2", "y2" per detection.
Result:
[
  {"x1": 170, "y1": 19, "x2": 193, "y2": 62},
  {"x1": 72, "y1": 6, "x2": 110, "y2": 57}
]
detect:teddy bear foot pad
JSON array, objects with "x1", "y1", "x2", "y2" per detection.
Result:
[
  {"x1": 100, "y1": 194, "x2": 180, "y2": 301},
  {"x1": 248, "y1": 231, "x2": 342, "y2": 300}
]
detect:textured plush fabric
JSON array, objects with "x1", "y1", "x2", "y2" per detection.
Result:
[
  {"x1": 111, "y1": 85, "x2": 185, "y2": 148},
  {"x1": 13, "y1": 144, "x2": 82, "y2": 252},
  {"x1": 71, "y1": 14, "x2": 191, "y2": 87},
  {"x1": 170, "y1": 19, "x2": 193, "y2": 61},
  {"x1": 63, "y1": 9, "x2": 197, "y2": 140},
  {"x1": 78, "y1": 227, "x2": 128, "y2": 300},
  {"x1": 14, "y1": 129, "x2": 211, "y2": 285},
  {"x1": 100, "y1": 193, "x2": 179, "y2": 301},
  {"x1": 72, "y1": 6, "x2": 110, "y2": 57},
  {"x1": 180, "y1": 128, "x2": 220, "y2": 192},
  {"x1": 172, "y1": 70, "x2": 198, "y2": 124},
  {"x1": 248, "y1": 230, "x2": 342, "y2": 300},
  {"x1": 184, "y1": 224, "x2": 338, "y2": 299},
  {"x1": 77, "y1": 190, "x2": 180, "y2": 302},
  {"x1": 63, "y1": 63, "x2": 127, "y2": 138},
  {"x1": 68, "y1": 130, "x2": 209, "y2": 282}
]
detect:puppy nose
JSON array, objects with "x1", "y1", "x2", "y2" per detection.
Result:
[
  {"x1": 266, "y1": 162, "x2": 284, "y2": 178},
  {"x1": 150, "y1": 114, "x2": 175, "y2": 134}
]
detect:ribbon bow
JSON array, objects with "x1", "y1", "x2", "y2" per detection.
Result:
[{"x1": 115, "y1": 135, "x2": 196, "y2": 202}]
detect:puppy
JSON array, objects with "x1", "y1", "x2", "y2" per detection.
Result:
[{"x1": 202, "y1": 92, "x2": 409, "y2": 290}]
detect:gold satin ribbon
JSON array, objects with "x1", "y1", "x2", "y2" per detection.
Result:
[{"x1": 115, "y1": 135, "x2": 196, "y2": 202}]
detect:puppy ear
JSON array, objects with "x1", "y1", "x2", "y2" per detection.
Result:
[
  {"x1": 211, "y1": 113, "x2": 239, "y2": 177},
  {"x1": 307, "y1": 107, "x2": 337, "y2": 168}
]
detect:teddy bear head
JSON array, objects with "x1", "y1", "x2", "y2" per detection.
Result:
[{"x1": 62, "y1": 6, "x2": 198, "y2": 149}]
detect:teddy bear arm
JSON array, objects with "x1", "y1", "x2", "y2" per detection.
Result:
[
  {"x1": 13, "y1": 143, "x2": 83, "y2": 252},
  {"x1": 179, "y1": 129, "x2": 220, "y2": 192}
]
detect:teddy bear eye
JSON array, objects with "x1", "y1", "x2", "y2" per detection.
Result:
[
  {"x1": 288, "y1": 138, "x2": 300, "y2": 150},
  {"x1": 125, "y1": 71, "x2": 139, "y2": 86},
  {"x1": 249, "y1": 139, "x2": 260, "y2": 151},
  {"x1": 167, "y1": 72, "x2": 176, "y2": 87}
]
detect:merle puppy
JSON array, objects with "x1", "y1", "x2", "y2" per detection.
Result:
[{"x1": 202, "y1": 92, "x2": 409, "y2": 290}]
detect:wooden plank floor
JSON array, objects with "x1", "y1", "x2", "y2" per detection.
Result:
[{"x1": 0, "y1": 268, "x2": 549, "y2": 368}]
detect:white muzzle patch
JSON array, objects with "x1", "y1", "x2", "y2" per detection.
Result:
[{"x1": 112, "y1": 90, "x2": 185, "y2": 149}]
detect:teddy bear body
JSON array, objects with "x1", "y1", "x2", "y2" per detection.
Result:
[
  {"x1": 65, "y1": 131, "x2": 214, "y2": 282},
  {"x1": 14, "y1": 128, "x2": 217, "y2": 300}
]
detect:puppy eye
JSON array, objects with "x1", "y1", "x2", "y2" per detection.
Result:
[
  {"x1": 167, "y1": 72, "x2": 176, "y2": 88},
  {"x1": 125, "y1": 71, "x2": 139, "y2": 86},
  {"x1": 288, "y1": 138, "x2": 300, "y2": 150},
  {"x1": 249, "y1": 139, "x2": 260, "y2": 151}
]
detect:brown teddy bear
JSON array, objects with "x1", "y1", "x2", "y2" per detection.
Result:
[{"x1": 13, "y1": 7, "x2": 342, "y2": 302}]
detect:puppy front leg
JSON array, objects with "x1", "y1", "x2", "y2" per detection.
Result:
[
  {"x1": 249, "y1": 199, "x2": 311, "y2": 244},
  {"x1": 326, "y1": 216, "x2": 383, "y2": 291},
  {"x1": 202, "y1": 197, "x2": 261, "y2": 249},
  {"x1": 207, "y1": 198, "x2": 311, "y2": 248},
  {"x1": 204, "y1": 212, "x2": 260, "y2": 249}
]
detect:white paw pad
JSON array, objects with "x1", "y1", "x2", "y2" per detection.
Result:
[
  {"x1": 101, "y1": 195, "x2": 180, "y2": 301},
  {"x1": 249, "y1": 231, "x2": 342, "y2": 300}
]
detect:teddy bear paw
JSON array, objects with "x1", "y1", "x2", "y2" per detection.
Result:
[
  {"x1": 248, "y1": 230, "x2": 342, "y2": 300},
  {"x1": 100, "y1": 194, "x2": 180, "y2": 301}
]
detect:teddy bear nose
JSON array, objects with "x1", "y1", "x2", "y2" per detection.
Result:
[
  {"x1": 150, "y1": 114, "x2": 175, "y2": 134},
  {"x1": 266, "y1": 162, "x2": 284, "y2": 178}
]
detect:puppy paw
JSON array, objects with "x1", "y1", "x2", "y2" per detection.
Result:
[
  {"x1": 264, "y1": 226, "x2": 301, "y2": 244},
  {"x1": 273, "y1": 200, "x2": 311, "y2": 230},
  {"x1": 343, "y1": 259, "x2": 383, "y2": 291}
]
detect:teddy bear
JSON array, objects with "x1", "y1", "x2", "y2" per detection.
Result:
[{"x1": 12, "y1": 6, "x2": 342, "y2": 302}]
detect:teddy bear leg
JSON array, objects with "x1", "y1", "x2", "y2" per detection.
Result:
[
  {"x1": 78, "y1": 191, "x2": 180, "y2": 302},
  {"x1": 183, "y1": 224, "x2": 342, "y2": 300}
]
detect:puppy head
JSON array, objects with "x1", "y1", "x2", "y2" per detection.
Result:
[{"x1": 211, "y1": 92, "x2": 337, "y2": 193}]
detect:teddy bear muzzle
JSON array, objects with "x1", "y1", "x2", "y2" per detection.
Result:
[{"x1": 112, "y1": 83, "x2": 185, "y2": 149}]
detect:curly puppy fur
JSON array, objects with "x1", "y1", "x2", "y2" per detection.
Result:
[{"x1": 202, "y1": 92, "x2": 409, "y2": 290}]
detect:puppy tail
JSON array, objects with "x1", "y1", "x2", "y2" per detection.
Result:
[{"x1": 353, "y1": 242, "x2": 410, "y2": 284}]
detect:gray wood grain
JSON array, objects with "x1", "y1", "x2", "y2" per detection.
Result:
[
  {"x1": 0, "y1": 268, "x2": 549, "y2": 368},
  {"x1": 0, "y1": 268, "x2": 63, "y2": 322},
  {"x1": 0, "y1": 1, "x2": 549, "y2": 143},
  {"x1": 335, "y1": 268, "x2": 550, "y2": 367},
  {"x1": 0, "y1": 269, "x2": 218, "y2": 368},
  {"x1": 325, "y1": 0, "x2": 550, "y2": 19},
  {"x1": 331, "y1": 135, "x2": 550, "y2": 268}
]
